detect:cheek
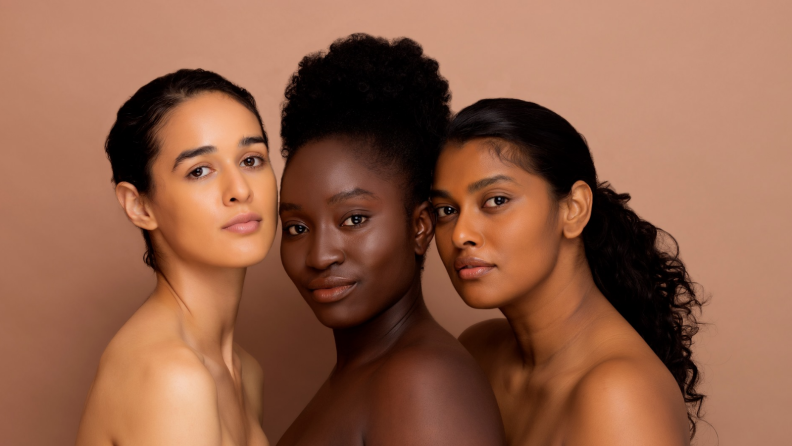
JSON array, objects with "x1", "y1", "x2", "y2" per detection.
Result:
[
  {"x1": 155, "y1": 188, "x2": 221, "y2": 251},
  {"x1": 279, "y1": 238, "x2": 304, "y2": 283},
  {"x1": 434, "y1": 223, "x2": 456, "y2": 270},
  {"x1": 492, "y1": 210, "x2": 560, "y2": 300},
  {"x1": 251, "y1": 169, "x2": 279, "y2": 248},
  {"x1": 357, "y1": 223, "x2": 414, "y2": 285}
]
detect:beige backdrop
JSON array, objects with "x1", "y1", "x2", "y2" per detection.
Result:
[{"x1": 1, "y1": 0, "x2": 790, "y2": 444}]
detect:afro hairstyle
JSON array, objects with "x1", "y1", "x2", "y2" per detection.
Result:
[{"x1": 280, "y1": 33, "x2": 451, "y2": 211}]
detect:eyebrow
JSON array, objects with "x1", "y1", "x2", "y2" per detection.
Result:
[
  {"x1": 172, "y1": 145, "x2": 215, "y2": 171},
  {"x1": 430, "y1": 175, "x2": 517, "y2": 199},
  {"x1": 240, "y1": 135, "x2": 267, "y2": 147},
  {"x1": 327, "y1": 188, "x2": 377, "y2": 205},
  {"x1": 279, "y1": 202, "x2": 301, "y2": 213},
  {"x1": 468, "y1": 175, "x2": 516, "y2": 193},
  {"x1": 171, "y1": 135, "x2": 267, "y2": 171}
]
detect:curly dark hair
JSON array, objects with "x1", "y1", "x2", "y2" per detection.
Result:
[
  {"x1": 280, "y1": 33, "x2": 451, "y2": 211},
  {"x1": 106, "y1": 68, "x2": 267, "y2": 273},
  {"x1": 446, "y1": 98, "x2": 706, "y2": 438}
]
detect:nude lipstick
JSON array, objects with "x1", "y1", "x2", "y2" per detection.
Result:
[
  {"x1": 222, "y1": 212, "x2": 262, "y2": 234},
  {"x1": 307, "y1": 277, "x2": 357, "y2": 303},
  {"x1": 454, "y1": 257, "x2": 495, "y2": 280}
]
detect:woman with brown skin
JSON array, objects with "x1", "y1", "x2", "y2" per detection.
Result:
[
  {"x1": 276, "y1": 34, "x2": 505, "y2": 446},
  {"x1": 431, "y1": 99, "x2": 705, "y2": 446},
  {"x1": 76, "y1": 69, "x2": 276, "y2": 446}
]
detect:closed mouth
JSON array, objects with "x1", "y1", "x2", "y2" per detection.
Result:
[
  {"x1": 307, "y1": 277, "x2": 358, "y2": 303},
  {"x1": 454, "y1": 257, "x2": 495, "y2": 280}
]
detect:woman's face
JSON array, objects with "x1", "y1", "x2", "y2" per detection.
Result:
[
  {"x1": 145, "y1": 92, "x2": 277, "y2": 269},
  {"x1": 431, "y1": 138, "x2": 563, "y2": 309},
  {"x1": 279, "y1": 136, "x2": 422, "y2": 329}
]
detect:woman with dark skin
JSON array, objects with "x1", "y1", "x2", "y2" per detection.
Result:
[
  {"x1": 431, "y1": 99, "x2": 705, "y2": 446},
  {"x1": 77, "y1": 69, "x2": 275, "y2": 446},
  {"x1": 276, "y1": 35, "x2": 505, "y2": 446}
]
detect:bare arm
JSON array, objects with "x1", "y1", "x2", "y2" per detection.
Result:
[
  {"x1": 565, "y1": 359, "x2": 690, "y2": 446},
  {"x1": 367, "y1": 349, "x2": 506, "y2": 446}
]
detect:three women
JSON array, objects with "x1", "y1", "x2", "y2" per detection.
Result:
[{"x1": 80, "y1": 34, "x2": 704, "y2": 446}]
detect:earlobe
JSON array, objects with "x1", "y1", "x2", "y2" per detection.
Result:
[
  {"x1": 115, "y1": 182, "x2": 158, "y2": 231},
  {"x1": 562, "y1": 181, "x2": 592, "y2": 239},
  {"x1": 413, "y1": 201, "x2": 436, "y2": 256}
]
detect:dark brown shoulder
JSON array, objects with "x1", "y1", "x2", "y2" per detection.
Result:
[{"x1": 364, "y1": 328, "x2": 506, "y2": 445}]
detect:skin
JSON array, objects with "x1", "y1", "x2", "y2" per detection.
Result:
[
  {"x1": 431, "y1": 138, "x2": 691, "y2": 446},
  {"x1": 277, "y1": 136, "x2": 506, "y2": 446},
  {"x1": 76, "y1": 92, "x2": 276, "y2": 446}
]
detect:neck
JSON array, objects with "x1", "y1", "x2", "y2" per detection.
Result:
[
  {"x1": 332, "y1": 275, "x2": 430, "y2": 371},
  {"x1": 500, "y1": 242, "x2": 606, "y2": 370},
  {"x1": 151, "y1": 258, "x2": 246, "y2": 369}
]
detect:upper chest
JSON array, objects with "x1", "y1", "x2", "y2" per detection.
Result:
[{"x1": 485, "y1": 355, "x2": 585, "y2": 446}]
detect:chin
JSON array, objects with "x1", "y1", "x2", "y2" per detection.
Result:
[
  {"x1": 456, "y1": 285, "x2": 509, "y2": 310},
  {"x1": 213, "y1": 249, "x2": 269, "y2": 268},
  {"x1": 309, "y1": 302, "x2": 370, "y2": 330}
]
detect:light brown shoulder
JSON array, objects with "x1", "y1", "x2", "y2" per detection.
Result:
[
  {"x1": 564, "y1": 357, "x2": 689, "y2": 446},
  {"x1": 78, "y1": 337, "x2": 219, "y2": 445}
]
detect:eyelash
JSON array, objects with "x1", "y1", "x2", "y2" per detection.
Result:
[
  {"x1": 241, "y1": 155, "x2": 266, "y2": 168},
  {"x1": 341, "y1": 214, "x2": 368, "y2": 227},
  {"x1": 188, "y1": 166, "x2": 211, "y2": 179},
  {"x1": 483, "y1": 196, "x2": 509, "y2": 208},
  {"x1": 435, "y1": 206, "x2": 457, "y2": 218},
  {"x1": 285, "y1": 224, "x2": 307, "y2": 236}
]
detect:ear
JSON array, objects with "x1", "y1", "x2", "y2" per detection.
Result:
[
  {"x1": 115, "y1": 181, "x2": 158, "y2": 231},
  {"x1": 412, "y1": 200, "x2": 436, "y2": 256},
  {"x1": 560, "y1": 180, "x2": 592, "y2": 239}
]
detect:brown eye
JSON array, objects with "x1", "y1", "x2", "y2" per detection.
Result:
[
  {"x1": 241, "y1": 156, "x2": 263, "y2": 167},
  {"x1": 341, "y1": 215, "x2": 367, "y2": 226},
  {"x1": 287, "y1": 224, "x2": 307, "y2": 236},
  {"x1": 483, "y1": 196, "x2": 509, "y2": 208},
  {"x1": 189, "y1": 166, "x2": 210, "y2": 178},
  {"x1": 435, "y1": 206, "x2": 457, "y2": 218}
]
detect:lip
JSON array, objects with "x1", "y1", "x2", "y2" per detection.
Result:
[
  {"x1": 454, "y1": 256, "x2": 496, "y2": 280},
  {"x1": 222, "y1": 212, "x2": 262, "y2": 235},
  {"x1": 306, "y1": 277, "x2": 357, "y2": 304}
]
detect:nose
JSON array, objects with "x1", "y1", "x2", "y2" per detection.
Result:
[
  {"x1": 452, "y1": 208, "x2": 483, "y2": 249},
  {"x1": 305, "y1": 225, "x2": 345, "y2": 270},
  {"x1": 223, "y1": 166, "x2": 253, "y2": 205}
]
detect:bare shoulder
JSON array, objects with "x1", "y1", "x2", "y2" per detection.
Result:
[
  {"x1": 458, "y1": 318, "x2": 512, "y2": 364},
  {"x1": 78, "y1": 329, "x2": 220, "y2": 445},
  {"x1": 365, "y1": 330, "x2": 506, "y2": 445},
  {"x1": 564, "y1": 357, "x2": 690, "y2": 446}
]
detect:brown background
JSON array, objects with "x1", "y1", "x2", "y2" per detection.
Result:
[{"x1": 1, "y1": 0, "x2": 790, "y2": 444}]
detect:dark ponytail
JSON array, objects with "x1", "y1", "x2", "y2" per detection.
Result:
[
  {"x1": 105, "y1": 68, "x2": 267, "y2": 273},
  {"x1": 446, "y1": 98, "x2": 704, "y2": 437}
]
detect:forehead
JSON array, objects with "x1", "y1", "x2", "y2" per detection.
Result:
[
  {"x1": 435, "y1": 139, "x2": 528, "y2": 185},
  {"x1": 281, "y1": 136, "x2": 401, "y2": 203},
  {"x1": 156, "y1": 92, "x2": 261, "y2": 155}
]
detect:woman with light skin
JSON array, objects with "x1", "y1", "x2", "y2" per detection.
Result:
[
  {"x1": 431, "y1": 99, "x2": 705, "y2": 446},
  {"x1": 76, "y1": 69, "x2": 276, "y2": 446},
  {"x1": 276, "y1": 34, "x2": 505, "y2": 446}
]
